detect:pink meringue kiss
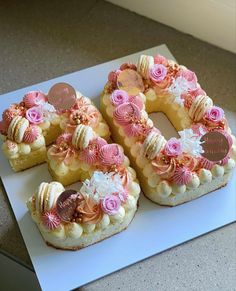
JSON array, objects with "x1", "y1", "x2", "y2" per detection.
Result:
[
  {"x1": 129, "y1": 95, "x2": 143, "y2": 110},
  {"x1": 23, "y1": 91, "x2": 46, "y2": 108},
  {"x1": 172, "y1": 166, "x2": 191, "y2": 185},
  {"x1": 99, "y1": 144, "x2": 124, "y2": 166},
  {"x1": 113, "y1": 102, "x2": 141, "y2": 126},
  {"x1": 80, "y1": 137, "x2": 107, "y2": 165},
  {"x1": 23, "y1": 126, "x2": 39, "y2": 143},
  {"x1": 41, "y1": 210, "x2": 61, "y2": 230},
  {"x1": 124, "y1": 122, "x2": 144, "y2": 137},
  {"x1": 199, "y1": 157, "x2": 215, "y2": 170},
  {"x1": 110, "y1": 89, "x2": 129, "y2": 106}
]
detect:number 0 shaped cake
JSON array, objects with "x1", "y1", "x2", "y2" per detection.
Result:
[{"x1": 101, "y1": 54, "x2": 236, "y2": 206}]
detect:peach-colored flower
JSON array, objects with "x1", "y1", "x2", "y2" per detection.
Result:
[
  {"x1": 152, "y1": 154, "x2": 176, "y2": 179},
  {"x1": 76, "y1": 195, "x2": 103, "y2": 224}
]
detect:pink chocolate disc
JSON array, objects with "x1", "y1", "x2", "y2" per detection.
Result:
[
  {"x1": 48, "y1": 83, "x2": 76, "y2": 110},
  {"x1": 56, "y1": 190, "x2": 78, "y2": 222},
  {"x1": 200, "y1": 131, "x2": 230, "y2": 162},
  {"x1": 117, "y1": 69, "x2": 145, "y2": 95}
]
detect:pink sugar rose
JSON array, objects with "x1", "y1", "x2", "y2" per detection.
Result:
[
  {"x1": 149, "y1": 64, "x2": 167, "y2": 83},
  {"x1": 154, "y1": 54, "x2": 168, "y2": 66},
  {"x1": 110, "y1": 89, "x2": 129, "y2": 106},
  {"x1": 164, "y1": 138, "x2": 183, "y2": 157},
  {"x1": 101, "y1": 194, "x2": 121, "y2": 215},
  {"x1": 205, "y1": 106, "x2": 224, "y2": 123},
  {"x1": 25, "y1": 106, "x2": 43, "y2": 124}
]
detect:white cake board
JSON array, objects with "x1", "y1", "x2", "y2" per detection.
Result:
[{"x1": 0, "y1": 45, "x2": 235, "y2": 291}]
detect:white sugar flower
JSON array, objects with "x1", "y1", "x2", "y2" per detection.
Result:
[
  {"x1": 39, "y1": 103, "x2": 57, "y2": 121},
  {"x1": 80, "y1": 171, "x2": 123, "y2": 202},
  {"x1": 168, "y1": 77, "x2": 190, "y2": 106},
  {"x1": 178, "y1": 128, "x2": 204, "y2": 157},
  {"x1": 41, "y1": 102, "x2": 56, "y2": 112}
]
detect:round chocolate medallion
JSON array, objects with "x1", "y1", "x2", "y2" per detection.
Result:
[
  {"x1": 47, "y1": 82, "x2": 76, "y2": 110},
  {"x1": 56, "y1": 190, "x2": 78, "y2": 222},
  {"x1": 117, "y1": 69, "x2": 145, "y2": 95},
  {"x1": 200, "y1": 131, "x2": 230, "y2": 162}
]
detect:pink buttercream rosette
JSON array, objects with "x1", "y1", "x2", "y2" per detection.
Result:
[
  {"x1": 99, "y1": 144, "x2": 124, "y2": 167},
  {"x1": 113, "y1": 102, "x2": 141, "y2": 126}
]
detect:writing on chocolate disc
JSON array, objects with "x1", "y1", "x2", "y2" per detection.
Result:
[
  {"x1": 47, "y1": 82, "x2": 76, "y2": 110},
  {"x1": 117, "y1": 69, "x2": 145, "y2": 95},
  {"x1": 56, "y1": 190, "x2": 78, "y2": 222},
  {"x1": 200, "y1": 131, "x2": 229, "y2": 162}
]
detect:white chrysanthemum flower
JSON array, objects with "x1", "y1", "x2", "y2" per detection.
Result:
[
  {"x1": 80, "y1": 171, "x2": 123, "y2": 202},
  {"x1": 178, "y1": 128, "x2": 204, "y2": 157}
]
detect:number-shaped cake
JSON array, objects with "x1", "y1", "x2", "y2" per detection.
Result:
[
  {"x1": 0, "y1": 83, "x2": 110, "y2": 171},
  {"x1": 101, "y1": 54, "x2": 236, "y2": 206}
]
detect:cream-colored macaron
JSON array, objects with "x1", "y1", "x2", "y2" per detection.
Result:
[
  {"x1": 72, "y1": 124, "x2": 95, "y2": 150},
  {"x1": 36, "y1": 182, "x2": 64, "y2": 213},
  {"x1": 137, "y1": 55, "x2": 154, "y2": 79},
  {"x1": 142, "y1": 130, "x2": 166, "y2": 160},
  {"x1": 7, "y1": 116, "x2": 29, "y2": 143}
]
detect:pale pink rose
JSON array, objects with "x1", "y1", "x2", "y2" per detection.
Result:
[
  {"x1": 154, "y1": 54, "x2": 168, "y2": 66},
  {"x1": 110, "y1": 90, "x2": 129, "y2": 106},
  {"x1": 101, "y1": 194, "x2": 121, "y2": 215},
  {"x1": 25, "y1": 107, "x2": 43, "y2": 124},
  {"x1": 164, "y1": 138, "x2": 183, "y2": 157},
  {"x1": 204, "y1": 106, "x2": 224, "y2": 123},
  {"x1": 149, "y1": 64, "x2": 167, "y2": 83}
]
